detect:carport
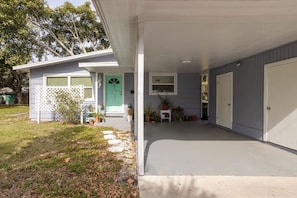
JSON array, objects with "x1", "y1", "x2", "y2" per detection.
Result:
[
  {"x1": 144, "y1": 121, "x2": 297, "y2": 176},
  {"x1": 92, "y1": 0, "x2": 297, "y2": 175}
]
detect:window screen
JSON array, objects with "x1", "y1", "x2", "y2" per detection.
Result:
[
  {"x1": 71, "y1": 77, "x2": 93, "y2": 99},
  {"x1": 46, "y1": 76, "x2": 93, "y2": 99},
  {"x1": 71, "y1": 77, "x2": 92, "y2": 86},
  {"x1": 47, "y1": 77, "x2": 68, "y2": 86}
]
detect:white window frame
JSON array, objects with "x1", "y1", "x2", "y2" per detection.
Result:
[
  {"x1": 149, "y1": 72, "x2": 177, "y2": 95},
  {"x1": 44, "y1": 74, "x2": 94, "y2": 101}
]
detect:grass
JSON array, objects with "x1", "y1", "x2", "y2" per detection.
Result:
[{"x1": 0, "y1": 106, "x2": 138, "y2": 197}]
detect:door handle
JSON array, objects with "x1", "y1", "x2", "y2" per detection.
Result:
[
  {"x1": 267, "y1": 106, "x2": 271, "y2": 110},
  {"x1": 227, "y1": 104, "x2": 231, "y2": 106}
]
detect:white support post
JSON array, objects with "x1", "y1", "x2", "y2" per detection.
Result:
[
  {"x1": 134, "y1": 72, "x2": 138, "y2": 138},
  {"x1": 95, "y1": 72, "x2": 99, "y2": 113},
  {"x1": 136, "y1": 23, "x2": 145, "y2": 176},
  {"x1": 37, "y1": 88, "x2": 40, "y2": 124}
]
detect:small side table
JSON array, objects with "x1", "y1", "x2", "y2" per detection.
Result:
[{"x1": 160, "y1": 110, "x2": 171, "y2": 123}]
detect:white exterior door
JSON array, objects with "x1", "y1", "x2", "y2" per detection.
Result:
[
  {"x1": 264, "y1": 58, "x2": 297, "y2": 150},
  {"x1": 216, "y1": 72, "x2": 233, "y2": 129}
]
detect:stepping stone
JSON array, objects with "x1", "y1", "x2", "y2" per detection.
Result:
[
  {"x1": 103, "y1": 130, "x2": 114, "y2": 135},
  {"x1": 108, "y1": 139, "x2": 122, "y2": 145},
  {"x1": 104, "y1": 134, "x2": 116, "y2": 140},
  {"x1": 108, "y1": 146, "x2": 124, "y2": 153}
]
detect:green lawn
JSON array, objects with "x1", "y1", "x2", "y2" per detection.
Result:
[{"x1": 0, "y1": 106, "x2": 138, "y2": 197}]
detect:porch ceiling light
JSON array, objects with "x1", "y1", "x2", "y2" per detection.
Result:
[{"x1": 181, "y1": 58, "x2": 192, "y2": 64}]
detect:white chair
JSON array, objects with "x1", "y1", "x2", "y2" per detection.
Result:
[{"x1": 160, "y1": 110, "x2": 171, "y2": 123}]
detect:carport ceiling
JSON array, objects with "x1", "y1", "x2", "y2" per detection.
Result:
[{"x1": 93, "y1": 0, "x2": 297, "y2": 73}]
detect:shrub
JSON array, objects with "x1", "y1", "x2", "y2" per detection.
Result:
[{"x1": 54, "y1": 90, "x2": 84, "y2": 124}]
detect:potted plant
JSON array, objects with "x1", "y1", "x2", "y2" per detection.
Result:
[
  {"x1": 144, "y1": 104, "x2": 154, "y2": 122},
  {"x1": 89, "y1": 119, "x2": 95, "y2": 125},
  {"x1": 151, "y1": 111, "x2": 160, "y2": 122},
  {"x1": 95, "y1": 112, "x2": 104, "y2": 123},
  {"x1": 158, "y1": 95, "x2": 171, "y2": 110}
]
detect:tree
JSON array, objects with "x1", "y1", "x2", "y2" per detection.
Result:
[
  {"x1": 29, "y1": 1, "x2": 110, "y2": 58},
  {"x1": 0, "y1": 0, "x2": 42, "y2": 103},
  {"x1": 0, "y1": 0, "x2": 109, "y2": 103}
]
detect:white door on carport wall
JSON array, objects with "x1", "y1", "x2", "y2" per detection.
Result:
[
  {"x1": 264, "y1": 58, "x2": 297, "y2": 151},
  {"x1": 216, "y1": 72, "x2": 233, "y2": 129}
]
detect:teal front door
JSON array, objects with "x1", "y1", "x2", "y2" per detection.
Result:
[{"x1": 105, "y1": 75, "x2": 123, "y2": 114}]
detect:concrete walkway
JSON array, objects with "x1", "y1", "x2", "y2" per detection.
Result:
[
  {"x1": 140, "y1": 121, "x2": 297, "y2": 197},
  {"x1": 139, "y1": 176, "x2": 297, "y2": 198},
  {"x1": 94, "y1": 116, "x2": 133, "y2": 131}
]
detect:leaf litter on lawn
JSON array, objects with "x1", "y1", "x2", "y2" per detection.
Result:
[{"x1": 0, "y1": 107, "x2": 139, "y2": 198}]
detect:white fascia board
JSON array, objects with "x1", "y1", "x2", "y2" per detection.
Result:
[
  {"x1": 78, "y1": 61, "x2": 119, "y2": 68},
  {"x1": 13, "y1": 49, "x2": 113, "y2": 71}
]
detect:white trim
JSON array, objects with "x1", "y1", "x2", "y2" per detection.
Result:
[
  {"x1": 79, "y1": 62, "x2": 119, "y2": 67},
  {"x1": 13, "y1": 49, "x2": 114, "y2": 71},
  {"x1": 95, "y1": 72, "x2": 99, "y2": 113},
  {"x1": 263, "y1": 56, "x2": 297, "y2": 142},
  {"x1": 104, "y1": 73, "x2": 125, "y2": 115},
  {"x1": 265, "y1": 56, "x2": 297, "y2": 68},
  {"x1": 43, "y1": 73, "x2": 91, "y2": 77},
  {"x1": 216, "y1": 72, "x2": 233, "y2": 129},
  {"x1": 137, "y1": 23, "x2": 145, "y2": 176},
  {"x1": 67, "y1": 76, "x2": 71, "y2": 88},
  {"x1": 263, "y1": 65, "x2": 269, "y2": 142}
]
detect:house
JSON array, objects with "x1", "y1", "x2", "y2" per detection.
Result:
[
  {"x1": 90, "y1": 0, "x2": 297, "y2": 175},
  {"x1": 14, "y1": 1, "x2": 297, "y2": 176},
  {"x1": 13, "y1": 49, "x2": 135, "y2": 123}
]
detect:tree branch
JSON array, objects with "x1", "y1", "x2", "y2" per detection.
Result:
[{"x1": 29, "y1": 18, "x2": 74, "y2": 56}]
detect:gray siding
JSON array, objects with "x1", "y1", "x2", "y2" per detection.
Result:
[
  {"x1": 29, "y1": 54, "x2": 117, "y2": 121},
  {"x1": 124, "y1": 73, "x2": 134, "y2": 108},
  {"x1": 144, "y1": 72, "x2": 201, "y2": 118},
  {"x1": 29, "y1": 62, "x2": 92, "y2": 121},
  {"x1": 97, "y1": 73, "x2": 104, "y2": 105},
  {"x1": 209, "y1": 41, "x2": 297, "y2": 140}
]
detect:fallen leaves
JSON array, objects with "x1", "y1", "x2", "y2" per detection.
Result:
[
  {"x1": 0, "y1": 124, "x2": 139, "y2": 198},
  {"x1": 1, "y1": 106, "x2": 138, "y2": 197},
  {"x1": 63, "y1": 157, "x2": 71, "y2": 163},
  {"x1": 127, "y1": 178, "x2": 135, "y2": 185}
]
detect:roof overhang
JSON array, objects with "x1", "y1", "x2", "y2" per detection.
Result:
[
  {"x1": 92, "y1": 0, "x2": 297, "y2": 73},
  {"x1": 13, "y1": 49, "x2": 114, "y2": 72},
  {"x1": 79, "y1": 61, "x2": 133, "y2": 72}
]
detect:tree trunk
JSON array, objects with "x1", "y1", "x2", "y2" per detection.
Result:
[{"x1": 16, "y1": 91, "x2": 23, "y2": 105}]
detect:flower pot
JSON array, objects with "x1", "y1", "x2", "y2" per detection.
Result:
[
  {"x1": 145, "y1": 116, "x2": 151, "y2": 122},
  {"x1": 160, "y1": 104, "x2": 169, "y2": 110}
]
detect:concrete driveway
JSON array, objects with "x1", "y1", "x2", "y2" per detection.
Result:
[
  {"x1": 140, "y1": 121, "x2": 297, "y2": 197},
  {"x1": 144, "y1": 121, "x2": 297, "y2": 176}
]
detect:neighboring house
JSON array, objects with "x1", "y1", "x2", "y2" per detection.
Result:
[{"x1": 91, "y1": 0, "x2": 297, "y2": 175}]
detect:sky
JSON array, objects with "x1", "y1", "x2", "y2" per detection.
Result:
[{"x1": 46, "y1": 0, "x2": 93, "y2": 8}]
